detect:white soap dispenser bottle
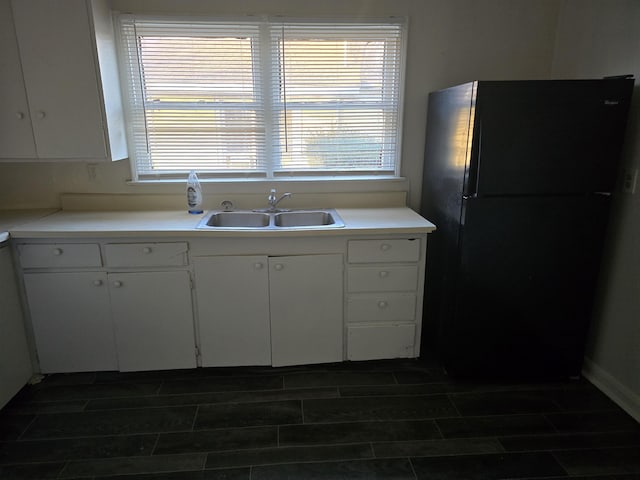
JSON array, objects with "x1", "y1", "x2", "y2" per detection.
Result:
[{"x1": 187, "y1": 170, "x2": 203, "y2": 214}]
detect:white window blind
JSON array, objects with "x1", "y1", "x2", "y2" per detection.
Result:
[{"x1": 116, "y1": 16, "x2": 406, "y2": 180}]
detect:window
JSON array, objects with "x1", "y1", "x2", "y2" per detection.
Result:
[{"x1": 116, "y1": 16, "x2": 406, "y2": 180}]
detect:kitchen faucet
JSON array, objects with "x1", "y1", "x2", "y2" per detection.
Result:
[{"x1": 266, "y1": 189, "x2": 292, "y2": 212}]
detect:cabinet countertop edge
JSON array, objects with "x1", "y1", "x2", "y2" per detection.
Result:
[{"x1": 8, "y1": 207, "x2": 436, "y2": 239}]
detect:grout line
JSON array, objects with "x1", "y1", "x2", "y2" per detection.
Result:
[
  {"x1": 408, "y1": 456, "x2": 418, "y2": 480},
  {"x1": 191, "y1": 405, "x2": 200, "y2": 431},
  {"x1": 150, "y1": 433, "x2": 161, "y2": 456}
]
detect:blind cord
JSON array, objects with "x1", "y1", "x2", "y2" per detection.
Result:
[
  {"x1": 133, "y1": 20, "x2": 151, "y2": 155},
  {"x1": 281, "y1": 24, "x2": 288, "y2": 153}
]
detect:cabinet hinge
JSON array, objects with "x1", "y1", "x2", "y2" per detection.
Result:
[
  {"x1": 195, "y1": 345, "x2": 201, "y2": 358},
  {"x1": 189, "y1": 274, "x2": 194, "y2": 290}
]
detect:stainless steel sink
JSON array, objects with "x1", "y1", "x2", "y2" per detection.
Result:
[
  {"x1": 274, "y1": 211, "x2": 341, "y2": 227},
  {"x1": 197, "y1": 209, "x2": 344, "y2": 229},
  {"x1": 202, "y1": 212, "x2": 270, "y2": 228}
]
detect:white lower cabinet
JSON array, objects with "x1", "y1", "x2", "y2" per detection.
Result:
[
  {"x1": 109, "y1": 271, "x2": 196, "y2": 372},
  {"x1": 195, "y1": 254, "x2": 343, "y2": 367},
  {"x1": 23, "y1": 272, "x2": 117, "y2": 373},
  {"x1": 269, "y1": 254, "x2": 343, "y2": 367},
  {"x1": 347, "y1": 324, "x2": 416, "y2": 360},
  {"x1": 346, "y1": 237, "x2": 426, "y2": 360},
  {"x1": 194, "y1": 256, "x2": 271, "y2": 367},
  {"x1": 19, "y1": 241, "x2": 196, "y2": 373}
]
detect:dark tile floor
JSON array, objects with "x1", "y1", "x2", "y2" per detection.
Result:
[{"x1": 1, "y1": 359, "x2": 639, "y2": 479}]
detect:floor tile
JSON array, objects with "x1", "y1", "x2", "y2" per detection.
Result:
[
  {"x1": 449, "y1": 390, "x2": 562, "y2": 416},
  {"x1": 548, "y1": 385, "x2": 623, "y2": 412},
  {"x1": 545, "y1": 410, "x2": 640, "y2": 433},
  {"x1": 303, "y1": 394, "x2": 457, "y2": 423},
  {"x1": 251, "y1": 458, "x2": 415, "y2": 480},
  {"x1": 373, "y1": 437, "x2": 504, "y2": 458},
  {"x1": 159, "y1": 376, "x2": 283, "y2": 395},
  {"x1": 2, "y1": 400, "x2": 88, "y2": 415},
  {"x1": 554, "y1": 447, "x2": 640, "y2": 475},
  {"x1": 500, "y1": 431, "x2": 640, "y2": 452},
  {"x1": 28, "y1": 382, "x2": 161, "y2": 402},
  {"x1": 393, "y1": 370, "x2": 448, "y2": 384},
  {"x1": 154, "y1": 426, "x2": 278, "y2": 455},
  {"x1": 0, "y1": 461, "x2": 65, "y2": 479},
  {"x1": 59, "y1": 453, "x2": 206, "y2": 478},
  {"x1": 339, "y1": 383, "x2": 457, "y2": 397},
  {"x1": 279, "y1": 419, "x2": 441, "y2": 446},
  {"x1": 410, "y1": 451, "x2": 567, "y2": 479},
  {"x1": 205, "y1": 444, "x2": 373, "y2": 469},
  {"x1": 0, "y1": 415, "x2": 34, "y2": 442},
  {"x1": 283, "y1": 372, "x2": 395, "y2": 388},
  {"x1": 195, "y1": 400, "x2": 302, "y2": 429},
  {"x1": 0, "y1": 434, "x2": 157, "y2": 464},
  {"x1": 21, "y1": 406, "x2": 196, "y2": 439},
  {"x1": 99, "y1": 469, "x2": 250, "y2": 479},
  {"x1": 521, "y1": 476, "x2": 640, "y2": 480},
  {"x1": 87, "y1": 387, "x2": 338, "y2": 410},
  {"x1": 436, "y1": 414, "x2": 556, "y2": 438}
]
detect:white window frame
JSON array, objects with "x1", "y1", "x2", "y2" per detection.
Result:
[{"x1": 115, "y1": 15, "x2": 407, "y2": 182}]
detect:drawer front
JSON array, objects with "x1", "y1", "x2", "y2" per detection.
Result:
[
  {"x1": 348, "y1": 239, "x2": 420, "y2": 263},
  {"x1": 347, "y1": 265, "x2": 418, "y2": 292},
  {"x1": 347, "y1": 293, "x2": 416, "y2": 323},
  {"x1": 347, "y1": 324, "x2": 416, "y2": 360},
  {"x1": 105, "y1": 242, "x2": 188, "y2": 267},
  {"x1": 19, "y1": 243, "x2": 102, "y2": 268}
]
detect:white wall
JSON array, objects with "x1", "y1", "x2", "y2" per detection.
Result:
[
  {"x1": 552, "y1": 0, "x2": 640, "y2": 420},
  {"x1": 0, "y1": 0, "x2": 561, "y2": 210}
]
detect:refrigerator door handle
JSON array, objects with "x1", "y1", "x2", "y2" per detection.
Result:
[
  {"x1": 462, "y1": 194, "x2": 477, "y2": 200},
  {"x1": 594, "y1": 192, "x2": 612, "y2": 196}
]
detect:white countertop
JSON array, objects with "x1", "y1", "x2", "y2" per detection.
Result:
[
  {"x1": 0, "y1": 209, "x2": 58, "y2": 236},
  {"x1": 8, "y1": 208, "x2": 436, "y2": 238}
]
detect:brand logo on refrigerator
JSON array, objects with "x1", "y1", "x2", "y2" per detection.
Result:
[{"x1": 604, "y1": 100, "x2": 620, "y2": 105}]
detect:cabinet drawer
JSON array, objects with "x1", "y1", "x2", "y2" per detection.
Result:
[
  {"x1": 104, "y1": 243, "x2": 188, "y2": 267},
  {"x1": 347, "y1": 265, "x2": 418, "y2": 292},
  {"x1": 19, "y1": 243, "x2": 101, "y2": 268},
  {"x1": 348, "y1": 239, "x2": 420, "y2": 263},
  {"x1": 347, "y1": 293, "x2": 416, "y2": 323},
  {"x1": 347, "y1": 324, "x2": 415, "y2": 360}
]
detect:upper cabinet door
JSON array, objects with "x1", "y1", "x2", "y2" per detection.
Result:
[
  {"x1": 0, "y1": 0, "x2": 36, "y2": 158},
  {"x1": 12, "y1": 0, "x2": 107, "y2": 159}
]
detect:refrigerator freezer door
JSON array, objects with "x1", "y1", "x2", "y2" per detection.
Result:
[
  {"x1": 467, "y1": 80, "x2": 633, "y2": 196},
  {"x1": 442, "y1": 195, "x2": 610, "y2": 379}
]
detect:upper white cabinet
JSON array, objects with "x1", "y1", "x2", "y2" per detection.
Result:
[
  {"x1": 0, "y1": 0, "x2": 35, "y2": 158},
  {"x1": 0, "y1": 0, "x2": 127, "y2": 161}
]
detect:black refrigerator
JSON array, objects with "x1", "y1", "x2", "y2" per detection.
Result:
[{"x1": 420, "y1": 78, "x2": 634, "y2": 379}]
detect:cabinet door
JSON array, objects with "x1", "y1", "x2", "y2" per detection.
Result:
[
  {"x1": 194, "y1": 256, "x2": 271, "y2": 367},
  {"x1": 0, "y1": 0, "x2": 35, "y2": 158},
  {"x1": 269, "y1": 254, "x2": 343, "y2": 367},
  {"x1": 0, "y1": 246, "x2": 32, "y2": 408},
  {"x1": 23, "y1": 272, "x2": 117, "y2": 373},
  {"x1": 109, "y1": 271, "x2": 196, "y2": 372},
  {"x1": 11, "y1": 0, "x2": 107, "y2": 158}
]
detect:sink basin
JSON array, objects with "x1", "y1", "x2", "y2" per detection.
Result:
[
  {"x1": 202, "y1": 212, "x2": 270, "y2": 228},
  {"x1": 197, "y1": 209, "x2": 345, "y2": 230},
  {"x1": 274, "y1": 211, "x2": 341, "y2": 227}
]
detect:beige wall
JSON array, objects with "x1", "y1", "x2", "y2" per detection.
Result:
[
  {"x1": 0, "y1": 0, "x2": 561, "y2": 210},
  {"x1": 552, "y1": 0, "x2": 640, "y2": 420}
]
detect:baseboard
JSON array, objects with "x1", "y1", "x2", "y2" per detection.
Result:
[{"x1": 582, "y1": 357, "x2": 640, "y2": 423}]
